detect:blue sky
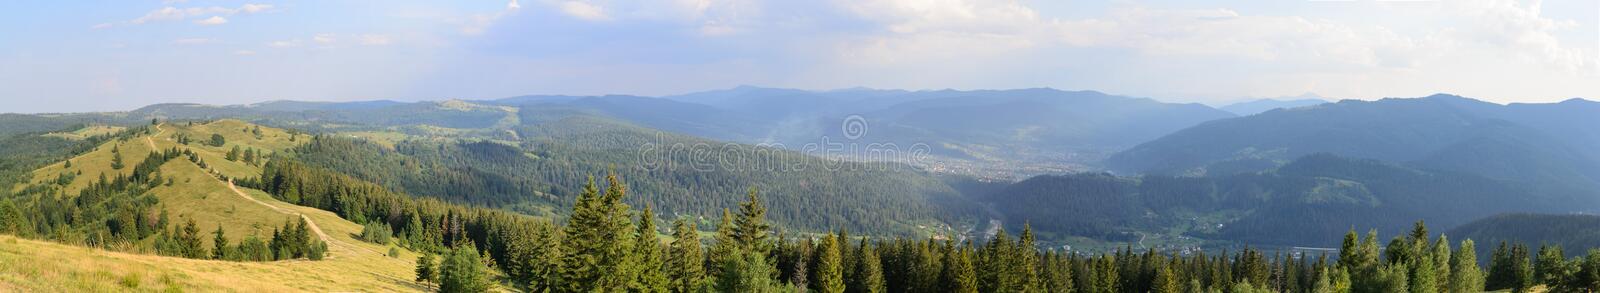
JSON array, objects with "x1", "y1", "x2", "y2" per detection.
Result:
[{"x1": 2, "y1": 0, "x2": 1597, "y2": 113}]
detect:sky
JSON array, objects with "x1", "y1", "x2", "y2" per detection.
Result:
[{"x1": 2, "y1": 0, "x2": 1598, "y2": 113}]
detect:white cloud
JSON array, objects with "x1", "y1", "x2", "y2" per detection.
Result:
[
  {"x1": 234, "y1": 50, "x2": 257, "y2": 56},
  {"x1": 90, "y1": 23, "x2": 113, "y2": 30},
  {"x1": 268, "y1": 40, "x2": 302, "y2": 48},
  {"x1": 313, "y1": 34, "x2": 337, "y2": 44},
  {"x1": 559, "y1": 1, "x2": 609, "y2": 21},
  {"x1": 123, "y1": 3, "x2": 273, "y2": 26},
  {"x1": 172, "y1": 38, "x2": 213, "y2": 45},
  {"x1": 194, "y1": 16, "x2": 228, "y2": 26},
  {"x1": 461, "y1": 0, "x2": 525, "y2": 35},
  {"x1": 359, "y1": 34, "x2": 393, "y2": 46}
]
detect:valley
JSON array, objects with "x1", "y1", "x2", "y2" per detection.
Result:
[{"x1": 2, "y1": 89, "x2": 1598, "y2": 292}]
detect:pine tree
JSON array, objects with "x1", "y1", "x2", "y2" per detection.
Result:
[
  {"x1": 179, "y1": 219, "x2": 206, "y2": 259},
  {"x1": 1511, "y1": 243, "x2": 1533, "y2": 293},
  {"x1": 1152, "y1": 262, "x2": 1180, "y2": 293},
  {"x1": 811, "y1": 233, "x2": 845, "y2": 293},
  {"x1": 733, "y1": 187, "x2": 771, "y2": 256},
  {"x1": 559, "y1": 174, "x2": 637, "y2": 292},
  {"x1": 1411, "y1": 249, "x2": 1438, "y2": 293},
  {"x1": 212, "y1": 226, "x2": 229, "y2": 260},
  {"x1": 529, "y1": 226, "x2": 562, "y2": 293},
  {"x1": 210, "y1": 134, "x2": 226, "y2": 147},
  {"x1": 111, "y1": 150, "x2": 125, "y2": 170},
  {"x1": 1089, "y1": 255, "x2": 1119, "y2": 293},
  {"x1": 227, "y1": 146, "x2": 241, "y2": 161},
  {"x1": 416, "y1": 254, "x2": 438, "y2": 284},
  {"x1": 709, "y1": 208, "x2": 738, "y2": 281},
  {"x1": 1432, "y1": 235, "x2": 1452, "y2": 293},
  {"x1": 1535, "y1": 244, "x2": 1566, "y2": 288},
  {"x1": 940, "y1": 243, "x2": 978, "y2": 293},
  {"x1": 1016, "y1": 223, "x2": 1041, "y2": 292},
  {"x1": 851, "y1": 240, "x2": 885, "y2": 293},
  {"x1": 1449, "y1": 239, "x2": 1484, "y2": 293},
  {"x1": 632, "y1": 206, "x2": 669, "y2": 292},
  {"x1": 1489, "y1": 241, "x2": 1512, "y2": 290},
  {"x1": 1311, "y1": 267, "x2": 1333, "y2": 293},
  {"x1": 668, "y1": 218, "x2": 705, "y2": 293},
  {"x1": 440, "y1": 245, "x2": 492, "y2": 293}
]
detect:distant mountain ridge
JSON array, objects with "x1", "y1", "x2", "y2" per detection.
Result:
[
  {"x1": 1219, "y1": 94, "x2": 1328, "y2": 115},
  {"x1": 1108, "y1": 94, "x2": 1600, "y2": 190}
]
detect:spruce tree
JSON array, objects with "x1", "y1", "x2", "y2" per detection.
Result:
[
  {"x1": 111, "y1": 150, "x2": 125, "y2": 170},
  {"x1": 1448, "y1": 239, "x2": 1483, "y2": 293},
  {"x1": 1488, "y1": 241, "x2": 1512, "y2": 290},
  {"x1": 1511, "y1": 243, "x2": 1533, "y2": 293},
  {"x1": 940, "y1": 243, "x2": 978, "y2": 293},
  {"x1": 416, "y1": 254, "x2": 438, "y2": 284},
  {"x1": 559, "y1": 174, "x2": 636, "y2": 292},
  {"x1": 1431, "y1": 235, "x2": 1452, "y2": 292},
  {"x1": 811, "y1": 233, "x2": 845, "y2": 293},
  {"x1": 1534, "y1": 244, "x2": 1566, "y2": 288},
  {"x1": 1410, "y1": 250, "x2": 1438, "y2": 293},
  {"x1": 1152, "y1": 262, "x2": 1180, "y2": 293},
  {"x1": 212, "y1": 226, "x2": 229, "y2": 260},
  {"x1": 733, "y1": 187, "x2": 771, "y2": 256},
  {"x1": 529, "y1": 226, "x2": 562, "y2": 292},
  {"x1": 439, "y1": 245, "x2": 492, "y2": 293},
  {"x1": 708, "y1": 209, "x2": 738, "y2": 283},
  {"x1": 632, "y1": 206, "x2": 669, "y2": 292},
  {"x1": 1016, "y1": 223, "x2": 1041, "y2": 292},
  {"x1": 851, "y1": 240, "x2": 885, "y2": 293},
  {"x1": 668, "y1": 218, "x2": 706, "y2": 293}
]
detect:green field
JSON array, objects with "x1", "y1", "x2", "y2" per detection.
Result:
[{"x1": 2, "y1": 121, "x2": 430, "y2": 292}]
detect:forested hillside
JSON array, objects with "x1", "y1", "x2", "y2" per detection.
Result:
[
  {"x1": 1449, "y1": 213, "x2": 1600, "y2": 259},
  {"x1": 286, "y1": 116, "x2": 981, "y2": 236},
  {"x1": 987, "y1": 154, "x2": 1577, "y2": 246},
  {"x1": 1107, "y1": 95, "x2": 1600, "y2": 188}
]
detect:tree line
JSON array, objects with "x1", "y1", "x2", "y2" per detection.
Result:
[{"x1": 250, "y1": 153, "x2": 1600, "y2": 292}]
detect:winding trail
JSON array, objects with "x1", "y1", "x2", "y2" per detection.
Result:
[{"x1": 145, "y1": 123, "x2": 367, "y2": 258}]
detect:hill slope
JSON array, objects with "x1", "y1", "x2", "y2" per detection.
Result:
[
  {"x1": 988, "y1": 154, "x2": 1581, "y2": 246},
  {"x1": 0, "y1": 121, "x2": 422, "y2": 292},
  {"x1": 1106, "y1": 95, "x2": 1600, "y2": 192}
]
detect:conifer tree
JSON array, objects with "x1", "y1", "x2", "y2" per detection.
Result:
[
  {"x1": 1448, "y1": 239, "x2": 1483, "y2": 293},
  {"x1": 1311, "y1": 267, "x2": 1333, "y2": 293},
  {"x1": 668, "y1": 218, "x2": 705, "y2": 293},
  {"x1": 111, "y1": 150, "x2": 125, "y2": 170},
  {"x1": 1511, "y1": 243, "x2": 1533, "y2": 293},
  {"x1": 1152, "y1": 262, "x2": 1180, "y2": 293},
  {"x1": 940, "y1": 243, "x2": 978, "y2": 293},
  {"x1": 632, "y1": 206, "x2": 669, "y2": 292},
  {"x1": 708, "y1": 209, "x2": 738, "y2": 283},
  {"x1": 212, "y1": 226, "x2": 228, "y2": 260},
  {"x1": 529, "y1": 226, "x2": 562, "y2": 293},
  {"x1": 851, "y1": 239, "x2": 885, "y2": 293},
  {"x1": 811, "y1": 233, "x2": 845, "y2": 293},
  {"x1": 1410, "y1": 250, "x2": 1437, "y2": 293},
  {"x1": 416, "y1": 254, "x2": 438, "y2": 284},
  {"x1": 440, "y1": 245, "x2": 492, "y2": 293},
  {"x1": 733, "y1": 187, "x2": 771, "y2": 256},
  {"x1": 179, "y1": 219, "x2": 206, "y2": 259},
  {"x1": 559, "y1": 174, "x2": 636, "y2": 292},
  {"x1": 1016, "y1": 223, "x2": 1041, "y2": 292},
  {"x1": 1535, "y1": 244, "x2": 1566, "y2": 288},
  {"x1": 1432, "y1": 235, "x2": 1452, "y2": 292}
]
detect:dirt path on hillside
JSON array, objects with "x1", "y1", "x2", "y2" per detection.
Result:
[{"x1": 147, "y1": 123, "x2": 370, "y2": 258}]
